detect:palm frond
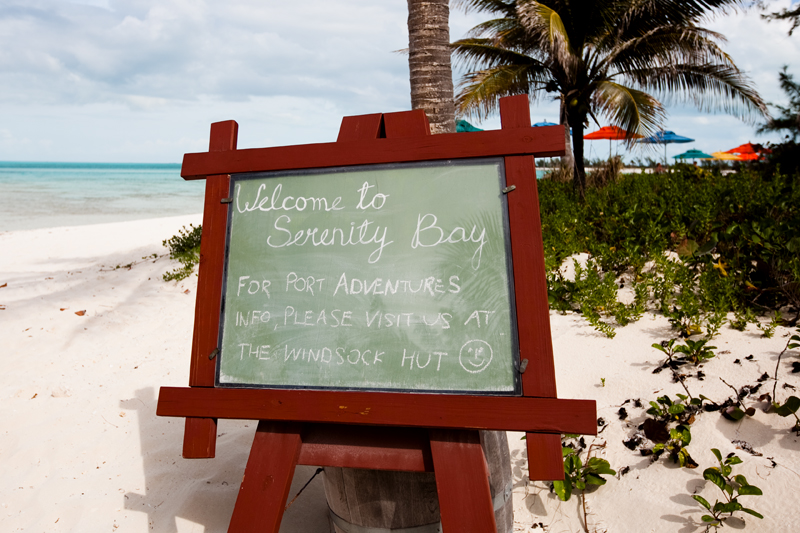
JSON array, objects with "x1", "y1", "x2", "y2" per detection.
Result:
[
  {"x1": 757, "y1": 67, "x2": 799, "y2": 137},
  {"x1": 452, "y1": 38, "x2": 545, "y2": 72},
  {"x1": 593, "y1": 81, "x2": 665, "y2": 144},
  {"x1": 619, "y1": 0, "x2": 746, "y2": 29},
  {"x1": 456, "y1": 64, "x2": 552, "y2": 118},
  {"x1": 452, "y1": 0, "x2": 517, "y2": 17},
  {"x1": 757, "y1": 116, "x2": 800, "y2": 137},
  {"x1": 463, "y1": 17, "x2": 522, "y2": 39},
  {"x1": 516, "y1": 2, "x2": 575, "y2": 66},
  {"x1": 762, "y1": 4, "x2": 800, "y2": 35},
  {"x1": 604, "y1": 25, "x2": 732, "y2": 77},
  {"x1": 626, "y1": 63, "x2": 768, "y2": 121}
]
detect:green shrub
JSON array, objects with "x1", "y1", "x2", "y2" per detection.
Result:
[
  {"x1": 587, "y1": 155, "x2": 623, "y2": 188},
  {"x1": 162, "y1": 224, "x2": 202, "y2": 282},
  {"x1": 538, "y1": 166, "x2": 800, "y2": 333}
]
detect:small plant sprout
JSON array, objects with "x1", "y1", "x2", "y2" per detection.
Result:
[
  {"x1": 675, "y1": 339, "x2": 717, "y2": 365},
  {"x1": 642, "y1": 394, "x2": 708, "y2": 468},
  {"x1": 719, "y1": 378, "x2": 757, "y2": 421},
  {"x1": 667, "y1": 308, "x2": 704, "y2": 338},
  {"x1": 757, "y1": 310, "x2": 781, "y2": 338},
  {"x1": 652, "y1": 338, "x2": 717, "y2": 373},
  {"x1": 703, "y1": 311, "x2": 726, "y2": 339},
  {"x1": 648, "y1": 393, "x2": 711, "y2": 424},
  {"x1": 550, "y1": 437, "x2": 615, "y2": 533},
  {"x1": 552, "y1": 443, "x2": 615, "y2": 502},
  {"x1": 600, "y1": 377, "x2": 606, "y2": 387},
  {"x1": 647, "y1": 395, "x2": 689, "y2": 420},
  {"x1": 692, "y1": 449, "x2": 763, "y2": 529},
  {"x1": 769, "y1": 328, "x2": 800, "y2": 432},
  {"x1": 652, "y1": 339, "x2": 679, "y2": 367},
  {"x1": 652, "y1": 423, "x2": 696, "y2": 468},
  {"x1": 773, "y1": 396, "x2": 800, "y2": 432},
  {"x1": 729, "y1": 307, "x2": 757, "y2": 332}
]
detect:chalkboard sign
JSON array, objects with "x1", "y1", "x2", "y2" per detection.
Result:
[{"x1": 217, "y1": 158, "x2": 520, "y2": 394}]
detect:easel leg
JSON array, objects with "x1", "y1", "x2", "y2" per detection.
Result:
[
  {"x1": 183, "y1": 417, "x2": 217, "y2": 458},
  {"x1": 228, "y1": 421, "x2": 303, "y2": 533},
  {"x1": 526, "y1": 433, "x2": 565, "y2": 481},
  {"x1": 429, "y1": 429, "x2": 496, "y2": 533}
]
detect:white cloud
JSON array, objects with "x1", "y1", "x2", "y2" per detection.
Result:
[
  {"x1": 0, "y1": 0, "x2": 798, "y2": 162},
  {"x1": 0, "y1": 0, "x2": 413, "y2": 161},
  {"x1": 0, "y1": 0, "x2": 410, "y2": 108}
]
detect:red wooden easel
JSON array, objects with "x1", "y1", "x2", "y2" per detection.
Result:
[{"x1": 157, "y1": 94, "x2": 596, "y2": 532}]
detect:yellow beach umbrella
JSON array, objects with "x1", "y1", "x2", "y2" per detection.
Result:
[{"x1": 712, "y1": 151, "x2": 743, "y2": 161}]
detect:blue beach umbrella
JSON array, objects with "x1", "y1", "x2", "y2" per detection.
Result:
[
  {"x1": 532, "y1": 120, "x2": 571, "y2": 135},
  {"x1": 638, "y1": 130, "x2": 695, "y2": 165},
  {"x1": 456, "y1": 119, "x2": 483, "y2": 132},
  {"x1": 673, "y1": 149, "x2": 714, "y2": 162}
]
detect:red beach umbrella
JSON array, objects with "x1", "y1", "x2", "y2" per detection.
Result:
[
  {"x1": 584, "y1": 125, "x2": 642, "y2": 140},
  {"x1": 584, "y1": 126, "x2": 643, "y2": 158},
  {"x1": 725, "y1": 142, "x2": 770, "y2": 160}
]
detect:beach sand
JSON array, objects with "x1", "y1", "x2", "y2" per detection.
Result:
[{"x1": 2, "y1": 216, "x2": 799, "y2": 532}]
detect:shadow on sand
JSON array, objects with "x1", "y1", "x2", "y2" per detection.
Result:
[{"x1": 121, "y1": 387, "x2": 330, "y2": 532}]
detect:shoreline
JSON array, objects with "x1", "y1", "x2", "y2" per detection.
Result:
[
  {"x1": 1, "y1": 216, "x2": 798, "y2": 532},
  {"x1": 0, "y1": 212, "x2": 202, "y2": 234},
  {"x1": 0, "y1": 163, "x2": 203, "y2": 233},
  {"x1": 0, "y1": 212, "x2": 205, "y2": 236}
]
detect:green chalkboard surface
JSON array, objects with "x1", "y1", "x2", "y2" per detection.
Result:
[{"x1": 217, "y1": 159, "x2": 520, "y2": 394}]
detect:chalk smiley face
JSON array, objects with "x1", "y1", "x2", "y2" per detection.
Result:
[{"x1": 459, "y1": 340, "x2": 493, "y2": 373}]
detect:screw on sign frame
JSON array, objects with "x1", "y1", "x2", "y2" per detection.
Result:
[{"x1": 156, "y1": 94, "x2": 597, "y2": 533}]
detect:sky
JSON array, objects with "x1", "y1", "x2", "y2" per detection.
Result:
[{"x1": 0, "y1": 0, "x2": 798, "y2": 163}]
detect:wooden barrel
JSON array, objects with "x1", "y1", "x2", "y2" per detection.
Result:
[
  {"x1": 481, "y1": 430, "x2": 514, "y2": 533},
  {"x1": 323, "y1": 431, "x2": 512, "y2": 533}
]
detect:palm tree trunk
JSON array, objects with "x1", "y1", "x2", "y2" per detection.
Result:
[
  {"x1": 407, "y1": 0, "x2": 456, "y2": 134},
  {"x1": 571, "y1": 121, "x2": 587, "y2": 199},
  {"x1": 561, "y1": 99, "x2": 584, "y2": 198},
  {"x1": 559, "y1": 98, "x2": 576, "y2": 185}
]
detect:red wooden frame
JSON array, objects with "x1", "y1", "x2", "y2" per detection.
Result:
[{"x1": 157, "y1": 95, "x2": 596, "y2": 532}]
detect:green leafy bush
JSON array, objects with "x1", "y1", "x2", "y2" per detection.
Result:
[
  {"x1": 162, "y1": 224, "x2": 202, "y2": 282},
  {"x1": 539, "y1": 166, "x2": 800, "y2": 333}
]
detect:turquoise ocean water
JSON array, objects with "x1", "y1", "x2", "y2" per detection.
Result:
[
  {"x1": 0, "y1": 162, "x2": 205, "y2": 232},
  {"x1": 0, "y1": 162, "x2": 546, "y2": 232}
]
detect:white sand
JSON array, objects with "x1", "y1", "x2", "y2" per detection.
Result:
[{"x1": 2, "y1": 216, "x2": 798, "y2": 532}]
